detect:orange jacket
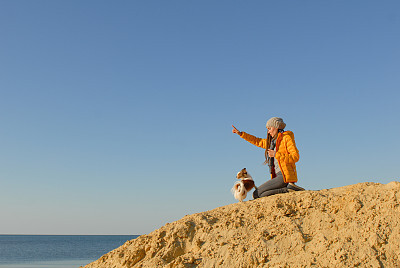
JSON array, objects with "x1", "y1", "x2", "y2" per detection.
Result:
[{"x1": 240, "y1": 131, "x2": 299, "y2": 183}]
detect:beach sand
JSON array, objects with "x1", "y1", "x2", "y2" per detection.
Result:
[{"x1": 84, "y1": 181, "x2": 400, "y2": 267}]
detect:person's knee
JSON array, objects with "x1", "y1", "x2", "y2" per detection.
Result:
[{"x1": 259, "y1": 187, "x2": 288, "y2": 198}]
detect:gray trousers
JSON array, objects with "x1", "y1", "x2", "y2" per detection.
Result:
[{"x1": 253, "y1": 172, "x2": 288, "y2": 199}]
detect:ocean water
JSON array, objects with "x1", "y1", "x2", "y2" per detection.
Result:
[{"x1": 0, "y1": 235, "x2": 139, "y2": 268}]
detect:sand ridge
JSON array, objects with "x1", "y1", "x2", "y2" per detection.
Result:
[{"x1": 84, "y1": 181, "x2": 400, "y2": 267}]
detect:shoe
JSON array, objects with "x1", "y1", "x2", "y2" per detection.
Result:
[
  {"x1": 287, "y1": 183, "x2": 305, "y2": 191},
  {"x1": 252, "y1": 189, "x2": 259, "y2": 199}
]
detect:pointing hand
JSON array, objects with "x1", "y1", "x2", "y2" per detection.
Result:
[{"x1": 232, "y1": 125, "x2": 242, "y2": 136}]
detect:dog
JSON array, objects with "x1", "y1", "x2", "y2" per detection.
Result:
[{"x1": 231, "y1": 168, "x2": 256, "y2": 202}]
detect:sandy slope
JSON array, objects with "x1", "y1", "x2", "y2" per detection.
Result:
[{"x1": 84, "y1": 181, "x2": 400, "y2": 267}]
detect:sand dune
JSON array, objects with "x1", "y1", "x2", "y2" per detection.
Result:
[{"x1": 84, "y1": 181, "x2": 400, "y2": 267}]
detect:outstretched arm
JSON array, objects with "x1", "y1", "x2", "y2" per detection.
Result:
[{"x1": 232, "y1": 125, "x2": 267, "y2": 149}]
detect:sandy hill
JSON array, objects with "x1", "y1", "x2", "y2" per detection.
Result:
[{"x1": 84, "y1": 182, "x2": 400, "y2": 267}]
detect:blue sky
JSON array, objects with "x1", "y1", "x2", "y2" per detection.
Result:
[{"x1": 1, "y1": 1, "x2": 399, "y2": 235}]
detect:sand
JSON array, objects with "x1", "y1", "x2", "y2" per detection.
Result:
[{"x1": 84, "y1": 181, "x2": 400, "y2": 267}]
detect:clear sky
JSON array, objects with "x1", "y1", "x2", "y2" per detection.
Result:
[{"x1": 1, "y1": 1, "x2": 399, "y2": 235}]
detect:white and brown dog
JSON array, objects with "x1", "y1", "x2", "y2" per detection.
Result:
[{"x1": 231, "y1": 168, "x2": 256, "y2": 202}]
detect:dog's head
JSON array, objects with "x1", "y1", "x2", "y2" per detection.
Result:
[
  {"x1": 236, "y1": 168, "x2": 247, "y2": 179},
  {"x1": 237, "y1": 168, "x2": 250, "y2": 180}
]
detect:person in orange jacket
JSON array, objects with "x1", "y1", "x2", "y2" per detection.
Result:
[{"x1": 232, "y1": 117, "x2": 304, "y2": 199}]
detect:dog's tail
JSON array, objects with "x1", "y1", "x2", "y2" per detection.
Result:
[
  {"x1": 232, "y1": 181, "x2": 247, "y2": 201},
  {"x1": 231, "y1": 181, "x2": 241, "y2": 194}
]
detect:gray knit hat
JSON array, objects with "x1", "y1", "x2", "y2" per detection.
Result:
[{"x1": 266, "y1": 117, "x2": 286, "y2": 129}]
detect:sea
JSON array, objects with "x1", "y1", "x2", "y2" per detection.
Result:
[{"x1": 0, "y1": 235, "x2": 139, "y2": 268}]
